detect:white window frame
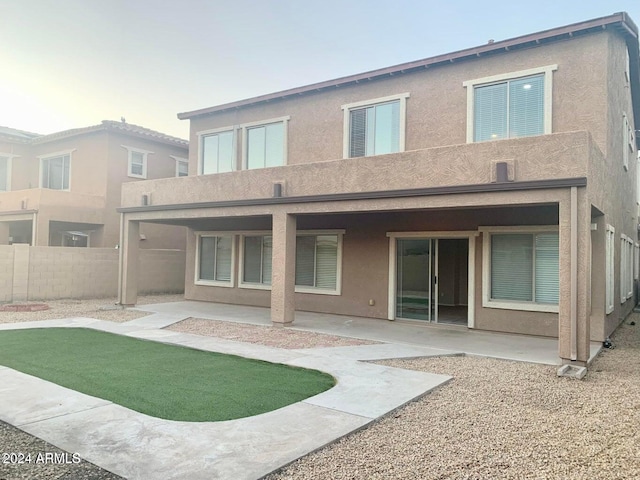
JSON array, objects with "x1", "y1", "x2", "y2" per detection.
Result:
[
  {"x1": 242, "y1": 116, "x2": 290, "y2": 170},
  {"x1": 171, "y1": 156, "x2": 189, "y2": 177},
  {"x1": 463, "y1": 65, "x2": 557, "y2": 143},
  {"x1": 623, "y1": 112, "x2": 634, "y2": 172},
  {"x1": 621, "y1": 234, "x2": 634, "y2": 303},
  {"x1": 122, "y1": 146, "x2": 151, "y2": 179},
  {"x1": 294, "y1": 230, "x2": 344, "y2": 296},
  {"x1": 197, "y1": 126, "x2": 237, "y2": 175},
  {"x1": 239, "y1": 232, "x2": 273, "y2": 291},
  {"x1": 635, "y1": 242, "x2": 639, "y2": 281},
  {"x1": 341, "y1": 93, "x2": 410, "y2": 159},
  {"x1": 38, "y1": 150, "x2": 74, "y2": 191},
  {"x1": 606, "y1": 225, "x2": 615, "y2": 314},
  {"x1": 194, "y1": 232, "x2": 235, "y2": 287},
  {"x1": 0, "y1": 154, "x2": 14, "y2": 192},
  {"x1": 480, "y1": 226, "x2": 559, "y2": 313}
]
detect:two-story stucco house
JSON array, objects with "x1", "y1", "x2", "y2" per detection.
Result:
[
  {"x1": 0, "y1": 120, "x2": 188, "y2": 249},
  {"x1": 118, "y1": 13, "x2": 639, "y2": 368}
]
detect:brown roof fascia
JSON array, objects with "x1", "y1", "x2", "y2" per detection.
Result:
[
  {"x1": 178, "y1": 12, "x2": 636, "y2": 120},
  {"x1": 118, "y1": 177, "x2": 587, "y2": 213}
]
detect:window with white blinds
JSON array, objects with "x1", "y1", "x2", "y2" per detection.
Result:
[
  {"x1": 349, "y1": 101, "x2": 400, "y2": 157},
  {"x1": 295, "y1": 234, "x2": 340, "y2": 292},
  {"x1": 490, "y1": 232, "x2": 558, "y2": 305},
  {"x1": 41, "y1": 154, "x2": 71, "y2": 190},
  {"x1": 197, "y1": 235, "x2": 233, "y2": 285},
  {"x1": 242, "y1": 235, "x2": 273, "y2": 286},
  {"x1": 474, "y1": 74, "x2": 544, "y2": 142},
  {"x1": 201, "y1": 130, "x2": 234, "y2": 174}
]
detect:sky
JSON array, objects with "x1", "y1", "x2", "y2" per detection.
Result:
[{"x1": 2, "y1": 0, "x2": 640, "y2": 140}]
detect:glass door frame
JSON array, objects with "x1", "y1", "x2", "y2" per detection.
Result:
[{"x1": 387, "y1": 231, "x2": 478, "y2": 327}]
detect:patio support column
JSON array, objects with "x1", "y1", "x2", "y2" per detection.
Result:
[
  {"x1": 34, "y1": 213, "x2": 49, "y2": 246},
  {"x1": 118, "y1": 215, "x2": 139, "y2": 306},
  {"x1": 0, "y1": 223, "x2": 9, "y2": 244},
  {"x1": 558, "y1": 188, "x2": 591, "y2": 365},
  {"x1": 271, "y1": 211, "x2": 296, "y2": 326}
]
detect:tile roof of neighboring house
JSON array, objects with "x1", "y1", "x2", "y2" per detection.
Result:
[
  {"x1": 0, "y1": 126, "x2": 42, "y2": 143},
  {"x1": 30, "y1": 120, "x2": 188, "y2": 147},
  {"x1": 178, "y1": 11, "x2": 639, "y2": 120}
]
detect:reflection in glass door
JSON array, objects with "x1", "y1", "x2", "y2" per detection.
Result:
[{"x1": 396, "y1": 239, "x2": 437, "y2": 321}]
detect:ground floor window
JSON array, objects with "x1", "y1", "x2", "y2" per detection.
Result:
[
  {"x1": 241, "y1": 235, "x2": 272, "y2": 286},
  {"x1": 606, "y1": 225, "x2": 615, "y2": 314},
  {"x1": 196, "y1": 235, "x2": 233, "y2": 286},
  {"x1": 482, "y1": 228, "x2": 558, "y2": 312},
  {"x1": 621, "y1": 234, "x2": 634, "y2": 303},
  {"x1": 236, "y1": 232, "x2": 342, "y2": 294},
  {"x1": 295, "y1": 234, "x2": 340, "y2": 293}
]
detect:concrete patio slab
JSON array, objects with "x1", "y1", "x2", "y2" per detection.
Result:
[
  {"x1": 296, "y1": 343, "x2": 463, "y2": 360},
  {"x1": 0, "y1": 318, "x2": 451, "y2": 480},
  {"x1": 135, "y1": 300, "x2": 603, "y2": 365},
  {"x1": 122, "y1": 312, "x2": 189, "y2": 329}
]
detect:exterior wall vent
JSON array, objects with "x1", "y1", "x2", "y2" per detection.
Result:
[
  {"x1": 141, "y1": 194, "x2": 150, "y2": 206},
  {"x1": 273, "y1": 183, "x2": 283, "y2": 198}
]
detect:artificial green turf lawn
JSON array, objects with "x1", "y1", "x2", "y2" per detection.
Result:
[{"x1": 0, "y1": 328, "x2": 335, "y2": 422}]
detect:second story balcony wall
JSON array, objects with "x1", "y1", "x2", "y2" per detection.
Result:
[
  {"x1": 0, "y1": 188, "x2": 105, "y2": 221},
  {"x1": 121, "y1": 131, "x2": 595, "y2": 208}
]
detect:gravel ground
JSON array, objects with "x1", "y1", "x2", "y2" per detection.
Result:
[
  {"x1": 267, "y1": 315, "x2": 640, "y2": 480},
  {"x1": 0, "y1": 294, "x2": 184, "y2": 325},
  {"x1": 166, "y1": 317, "x2": 378, "y2": 349},
  {"x1": 2, "y1": 296, "x2": 639, "y2": 479}
]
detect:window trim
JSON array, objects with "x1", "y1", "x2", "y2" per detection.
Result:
[
  {"x1": 463, "y1": 65, "x2": 557, "y2": 143},
  {"x1": 171, "y1": 156, "x2": 189, "y2": 177},
  {"x1": 605, "y1": 225, "x2": 615, "y2": 314},
  {"x1": 480, "y1": 225, "x2": 559, "y2": 313},
  {"x1": 121, "y1": 145, "x2": 152, "y2": 179},
  {"x1": 341, "y1": 93, "x2": 410, "y2": 159},
  {"x1": 194, "y1": 232, "x2": 235, "y2": 288},
  {"x1": 197, "y1": 126, "x2": 237, "y2": 175},
  {"x1": 623, "y1": 112, "x2": 634, "y2": 172},
  {"x1": 238, "y1": 231, "x2": 273, "y2": 291},
  {"x1": 294, "y1": 230, "x2": 344, "y2": 296},
  {"x1": 241, "y1": 116, "x2": 290, "y2": 170},
  {"x1": 621, "y1": 234, "x2": 634, "y2": 303},
  {"x1": 0, "y1": 153, "x2": 15, "y2": 192},
  {"x1": 38, "y1": 150, "x2": 74, "y2": 190}
]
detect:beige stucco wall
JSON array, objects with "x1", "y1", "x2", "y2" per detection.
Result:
[
  {"x1": 0, "y1": 128, "x2": 188, "y2": 249},
  {"x1": 0, "y1": 246, "x2": 185, "y2": 301},
  {"x1": 184, "y1": 31, "x2": 609, "y2": 172}
]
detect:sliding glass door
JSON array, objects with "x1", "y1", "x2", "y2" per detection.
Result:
[{"x1": 395, "y1": 239, "x2": 437, "y2": 321}]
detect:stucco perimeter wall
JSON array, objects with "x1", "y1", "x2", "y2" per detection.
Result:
[
  {"x1": 0, "y1": 246, "x2": 185, "y2": 302},
  {"x1": 0, "y1": 246, "x2": 15, "y2": 302}
]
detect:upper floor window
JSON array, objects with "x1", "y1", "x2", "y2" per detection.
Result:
[
  {"x1": 200, "y1": 129, "x2": 234, "y2": 174},
  {"x1": 0, "y1": 156, "x2": 10, "y2": 191},
  {"x1": 623, "y1": 112, "x2": 634, "y2": 171},
  {"x1": 121, "y1": 146, "x2": 151, "y2": 179},
  {"x1": 244, "y1": 118, "x2": 288, "y2": 170},
  {"x1": 174, "y1": 157, "x2": 189, "y2": 177},
  {"x1": 342, "y1": 93, "x2": 409, "y2": 158},
  {"x1": 464, "y1": 65, "x2": 557, "y2": 143},
  {"x1": 40, "y1": 153, "x2": 71, "y2": 190}
]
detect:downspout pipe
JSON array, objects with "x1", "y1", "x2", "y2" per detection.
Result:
[{"x1": 570, "y1": 187, "x2": 578, "y2": 361}]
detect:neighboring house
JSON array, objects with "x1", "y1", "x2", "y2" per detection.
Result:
[
  {"x1": 118, "y1": 12, "x2": 639, "y2": 368},
  {"x1": 0, "y1": 121, "x2": 188, "y2": 249}
]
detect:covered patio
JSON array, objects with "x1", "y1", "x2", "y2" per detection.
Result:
[{"x1": 130, "y1": 300, "x2": 603, "y2": 366}]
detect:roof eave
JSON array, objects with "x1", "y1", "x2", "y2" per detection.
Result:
[{"x1": 178, "y1": 12, "x2": 637, "y2": 121}]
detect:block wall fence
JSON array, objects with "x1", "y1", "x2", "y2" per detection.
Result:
[{"x1": 0, "y1": 244, "x2": 185, "y2": 302}]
